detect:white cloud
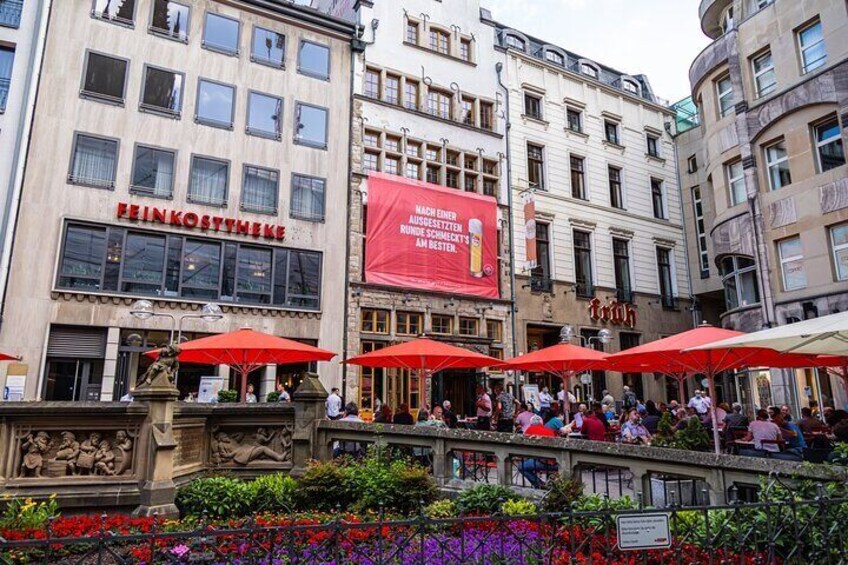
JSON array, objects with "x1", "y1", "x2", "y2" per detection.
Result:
[{"x1": 484, "y1": 0, "x2": 710, "y2": 102}]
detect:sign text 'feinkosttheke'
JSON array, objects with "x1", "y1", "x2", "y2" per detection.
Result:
[{"x1": 116, "y1": 202, "x2": 286, "y2": 241}]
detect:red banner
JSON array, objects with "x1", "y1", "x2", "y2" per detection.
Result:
[{"x1": 364, "y1": 173, "x2": 499, "y2": 298}]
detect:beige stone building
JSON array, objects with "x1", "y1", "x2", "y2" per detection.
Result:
[
  {"x1": 676, "y1": 0, "x2": 848, "y2": 411},
  {"x1": 0, "y1": 0, "x2": 355, "y2": 401}
]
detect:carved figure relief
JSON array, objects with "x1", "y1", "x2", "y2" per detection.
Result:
[
  {"x1": 17, "y1": 429, "x2": 135, "y2": 478},
  {"x1": 210, "y1": 426, "x2": 293, "y2": 467},
  {"x1": 20, "y1": 432, "x2": 50, "y2": 477},
  {"x1": 137, "y1": 344, "x2": 180, "y2": 388}
]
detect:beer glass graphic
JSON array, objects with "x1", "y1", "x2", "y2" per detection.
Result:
[{"x1": 469, "y1": 219, "x2": 484, "y2": 278}]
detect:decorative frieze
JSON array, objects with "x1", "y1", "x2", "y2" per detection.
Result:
[{"x1": 17, "y1": 427, "x2": 137, "y2": 479}]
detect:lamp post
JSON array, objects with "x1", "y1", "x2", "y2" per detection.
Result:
[
  {"x1": 130, "y1": 299, "x2": 224, "y2": 345},
  {"x1": 559, "y1": 324, "x2": 612, "y2": 401}
]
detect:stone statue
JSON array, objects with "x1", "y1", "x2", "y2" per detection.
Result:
[
  {"x1": 20, "y1": 432, "x2": 51, "y2": 478},
  {"x1": 137, "y1": 344, "x2": 181, "y2": 388},
  {"x1": 94, "y1": 439, "x2": 116, "y2": 476},
  {"x1": 53, "y1": 431, "x2": 80, "y2": 476},
  {"x1": 213, "y1": 431, "x2": 286, "y2": 466},
  {"x1": 114, "y1": 430, "x2": 133, "y2": 475},
  {"x1": 75, "y1": 432, "x2": 102, "y2": 475}
]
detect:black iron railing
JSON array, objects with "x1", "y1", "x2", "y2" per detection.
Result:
[{"x1": 2, "y1": 495, "x2": 847, "y2": 564}]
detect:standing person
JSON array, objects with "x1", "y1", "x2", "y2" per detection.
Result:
[
  {"x1": 392, "y1": 404, "x2": 414, "y2": 425},
  {"x1": 442, "y1": 400, "x2": 458, "y2": 429},
  {"x1": 494, "y1": 383, "x2": 518, "y2": 432},
  {"x1": 601, "y1": 390, "x2": 615, "y2": 412},
  {"x1": 275, "y1": 382, "x2": 291, "y2": 402},
  {"x1": 475, "y1": 385, "x2": 493, "y2": 431},
  {"x1": 326, "y1": 387, "x2": 343, "y2": 420},
  {"x1": 557, "y1": 387, "x2": 577, "y2": 415},
  {"x1": 621, "y1": 386, "x2": 637, "y2": 412},
  {"x1": 244, "y1": 384, "x2": 258, "y2": 404},
  {"x1": 688, "y1": 390, "x2": 711, "y2": 420},
  {"x1": 539, "y1": 387, "x2": 553, "y2": 415}
]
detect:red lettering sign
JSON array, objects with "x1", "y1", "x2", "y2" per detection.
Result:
[
  {"x1": 116, "y1": 203, "x2": 286, "y2": 241},
  {"x1": 588, "y1": 298, "x2": 637, "y2": 329}
]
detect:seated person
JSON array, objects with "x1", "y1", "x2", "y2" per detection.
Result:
[
  {"x1": 517, "y1": 416, "x2": 558, "y2": 488},
  {"x1": 796, "y1": 407, "x2": 825, "y2": 435},
  {"x1": 620, "y1": 409, "x2": 652, "y2": 445},
  {"x1": 740, "y1": 409, "x2": 782, "y2": 457}
]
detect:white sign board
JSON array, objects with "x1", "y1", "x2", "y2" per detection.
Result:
[
  {"x1": 616, "y1": 513, "x2": 672, "y2": 551},
  {"x1": 3, "y1": 375, "x2": 25, "y2": 401},
  {"x1": 197, "y1": 376, "x2": 225, "y2": 404},
  {"x1": 522, "y1": 384, "x2": 540, "y2": 411}
]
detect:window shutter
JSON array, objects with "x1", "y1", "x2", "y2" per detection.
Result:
[{"x1": 47, "y1": 326, "x2": 107, "y2": 359}]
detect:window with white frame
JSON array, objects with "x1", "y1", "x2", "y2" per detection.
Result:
[
  {"x1": 646, "y1": 134, "x2": 660, "y2": 158},
  {"x1": 604, "y1": 120, "x2": 620, "y2": 145},
  {"x1": 764, "y1": 140, "x2": 791, "y2": 190},
  {"x1": 721, "y1": 5, "x2": 734, "y2": 34},
  {"x1": 691, "y1": 186, "x2": 709, "y2": 276},
  {"x1": 814, "y1": 116, "x2": 845, "y2": 172},
  {"x1": 726, "y1": 160, "x2": 746, "y2": 205},
  {"x1": 651, "y1": 178, "x2": 666, "y2": 219},
  {"x1": 623, "y1": 80, "x2": 639, "y2": 95},
  {"x1": 527, "y1": 143, "x2": 545, "y2": 190},
  {"x1": 546, "y1": 50, "x2": 564, "y2": 66},
  {"x1": 608, "y1": 166, "x2": 623, "y2": 209},
  {"x1": 778, "y1": 236, "x2": 806, "y2": 290},
  {"x1": 720, "y1": 256, "x2": 759, "y2": 310},
  {"x1": 505, "y1": 34, "x2": 525, "y2": 51},
  {"x1": 581, "y1": 63, "x2": 598, "y2": 79},
  {"x1": 687, "y1": 155, "x2": 698, "y2": 173},
  {"x1": 798, "y1": 19, "x2": 826, "y2": 74},
  {"x1": 752, "y1": 51, "x2": 776, "y2": 98},
  {"x1": 716, "y1": 75, "x2": 734, "y2": 118},
  {"x1": 752, "y1": 0, "x2": 773, "y2": 12},
  {"x1": 566, "y1": 108, "x2": 582, "y2": 133},
  {"x1": 524, "y1": 93, "x2": 542, "y2": 120},
  {"x1": 830, "y1": 223, "x2": 848, "y2": 281},
  {"x1": 573, "y1": 230, "x2": 594, "y2": 298},
  {"x1": 656, "y1": 247, "x2": 675, "y2": 308}
]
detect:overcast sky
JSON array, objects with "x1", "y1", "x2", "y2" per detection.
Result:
[{"x1": 484, "y1": 0, "x2": 710, "y2": 102}]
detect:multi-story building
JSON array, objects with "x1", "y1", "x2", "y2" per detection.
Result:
[
  {"x1": 0, "y1": 0, "x2": 49, "y2": 317},
  {"x1": 318, "y1": 0, "x2": 513, "y2": 418},
  {"x1": 0, "y1": 0, "x2": 355, "y2": 401},
  {"x1": 676, "y1": 0, "x2": 848, "y2": 411},
  {"x1": 497, "y1": 25, "x2": 693, "y2": 403}
]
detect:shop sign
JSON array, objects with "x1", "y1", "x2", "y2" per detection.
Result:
[
  {"x1": 116, "y1": 202, "x2": 286, "y2": 241},
  {"x1": 588, "y1": 297, "x2": 637, "y2": 329}
]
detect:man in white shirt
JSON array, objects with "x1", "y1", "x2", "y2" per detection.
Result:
[
  {"x1": 326, "y1": 387, "x2": 343, "y2": 420},
  {"x1": 275, "y1": 382, "x2": 291, "y2": 402},
  {"x1": 538, "y1": 387, "x2": 553, "y2": 413},
  {"x1": 557, "y1": 388, "x2": 577, "y2": 413},
  {"x1": 688, "y1": 390, "x2": 711, "y2": 419}
]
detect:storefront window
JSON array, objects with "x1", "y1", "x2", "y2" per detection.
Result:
[
  {"x1": 59, "y1": 226, "x2": 107, "y2": 290},
  {"x1": 181, "y1": 240, "x2": 220, "y2": 299},
  {"x1": 237, "y1": 246, "x2": 273, "y2": 304},
  {"x1": 121, "y1": 233, "x2": 166, "y2": 294},
  {"x1": 720, "y1": 256, "x2": 760, "y2": 310}
]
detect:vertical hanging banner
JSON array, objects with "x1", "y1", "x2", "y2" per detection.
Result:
[
  {"x1": 364, "y1": 173, "x2": 499, "y2": 298},
  {"x1": 522, "y1": 191, "x2": 537, "y2": 270}
]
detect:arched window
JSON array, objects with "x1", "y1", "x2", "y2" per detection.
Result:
[
  {"x1": 580, "y1": 63, "x2": 599, "y2": 79},
  {"x1": 505, "y1": 34, "x2": 526, "y2": 51},
  {"x1": 545, "y1": 50, "x2": 564, "y2": 66},
  {"x1": 622, "y1": 79, "x2": 640, "y2": 95},
  {"x1": 720, "y1": 256, "x2": 760, "y2": 310}
]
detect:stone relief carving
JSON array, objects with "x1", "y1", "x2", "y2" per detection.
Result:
[
  {"x1": 137, "y1": 344, "x2": 180, "y2": 388},
  {"x1": 210, "y1": 426, "x2": 293, "y2": 467},
  {"x1": 17, "y1": 429, "x2": 136, "y2": 478}
]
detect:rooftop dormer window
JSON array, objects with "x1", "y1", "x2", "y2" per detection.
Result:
[
  {"x1": 505, "y1": 34, "x2": 526, "y2": 51},
  {"x1": 581, "y1": 63, "x2": 598, "y2": 79},
  {"x1": 623, "y1": 80, "x2": 639, "y2": 95},
  {"x1": 545, "y1": 50, "x2": 564, "y2": 66}
]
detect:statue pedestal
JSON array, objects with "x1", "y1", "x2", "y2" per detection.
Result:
[
  {"x1": 292, "y1": 373, "x2": 328, "y2": 476},
  {"x1": 132, "y1": 385, "x2": 180, "y2": 518}
]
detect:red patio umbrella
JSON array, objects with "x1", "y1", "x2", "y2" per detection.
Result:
[
  {"x1": 146, "y1": 328, "x2": 336, "y2": 401},
  {"x1": 502, "y1": 343, "x2": 608, "y2": 422},
  {"x1": 0, "y1": 352, "x2": 18, "y2": 361},
  {"x1": 606, "y1": 323, "x2": 828, "y2": 454}
]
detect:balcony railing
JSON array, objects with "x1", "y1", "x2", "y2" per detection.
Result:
[
  {"x1": 0, "y1": 77, "x2": 9, "y2": 112},
  {"x1": 615, "y1": 288, "x2": 635, "y2": 304},
  {"x1": 529, "y1": 277, "x2": 552, "y2": 293},
  {"x1": 576, "y1": 282, "x2": 595, "y2": 299},
  {"x1": 0, "y1": 0, "x2": 23, "y2": 28}
]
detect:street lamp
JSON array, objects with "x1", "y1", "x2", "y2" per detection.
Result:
[
  {"x1": 129, "y1": 299, "x2": 155, "y2": 320},
  {"x1": 559, "y1": 324, "x2": 611, "y2": 347},
  {"x1": 130, "y1": 299, "x2": 224, "y2": 344}
]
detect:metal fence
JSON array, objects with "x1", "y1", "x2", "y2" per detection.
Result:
[{"x1": 2, "y1": 496, "x2": 847, "y2": 564}]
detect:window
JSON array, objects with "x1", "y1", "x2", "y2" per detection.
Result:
[
  {"x1": 570, "y1": 156, "x2": 586, "y2": 200},
  {"x1": 298, "y1": 41, "x2": 329, "y2": 79},
  {"x1": 361, "y1": 309, "x2": 389, "y2": 333},
  {"x1": 150, "y1": 0, "x2": 190, "y2": 42},
  {"x1": 121, "y1": 232, "x2": 166, "y2": 294},
  {"x1": 752, "y1": 51, "x2": 776, "y2": 98},
  {"x1": 691, "y1": 186, "x2": 709, "y2": 276},
  {"x1": 384, "y1": 157, "x2": 400, "y2": 176},
  {"x1": 294, "y1": 103, "x2": 328, "y2": 148},
  {"x1": 458, "y1": 317, "x2": 479, "y2": 336},
  {"x1": 483, "y1": 179, "x2": 497, "y2": 197},
  {"x1": 623, "y1": 80, "x2": 639, "y2": 95},
  {"x1": 505, "y1": 35, "x2": 525, "y2": 51},
  {"x1": 651, "y1": 178, "x2": 666, "y2": 219},
  {"x1": 721, "y1": 256, "x2": 760, "y2": 310},
  {"x1": 58, "y1": 225, "x2": 107, "y2": 289},
  {"x1": 727, "y1": 160, "x2": 745, "y2": 205},
  {"x1": 798, "y1": 20, "x2": 826, "y2": 74},
  {"x1": 566, "y1": 108, "x2": 582, "y2": 133},
  {"x1": 404, "y1": 80, "x2": 419, "y2": 110},
  {"x1": 524, "y1": 93, "x2": 542, "y2": 120},
  {"x1": 427, "y1": 89, "x2": 452, "y2": 120},
  {"x1": 396, "y1": 311, "x2": 423, "y2": 336},
  {"x1": 246, "y1": 91, "x2": 282, "y2": 139},
  {"x1": 431, "y1": 314, "x2": 453, "y2": 335},
  {"x1": 363, "y1": 152, "x2": 378, "y2": 172},
  {"x1": 140, "y1": 65, "x2": 184, "y2": 116},
  {"x1": 188, "y1": 156, "x2": 228, "y2": 206},
  {"x1": 406, "y1": 141, "x2": 421, "y2": 157},
  {"x1": 716, "y1": 75, "x2": 734, "y2": 117},
  {"x1": 460, "y1": 39, "x2": 472, "y2": 62},
  {"x1": 721, "y1": 5, "x2": 735, "y2": 33},
  {"x1": 656, "y1": 248, "x2": 675, "y2": 308},
  {"x1": 687, "y1": 155, "x2": 698, "y2": 173},
  {"x1": 240, "y1": 165, "x2": 278, "y2": 214},
  {"x1": 613, "y1": 238, "x2": 632, "y2": 302},
  {"x1": 581, "y1": 63, "x2": 598, "y2": 78},
  {"x1": 764, "y1": 140, "x2": 791, "y2": 190},
  {"x1": 429, "y1": 29, "x2": 449, "y2": 54},
  {"x1": 406, "y1": 21, "x2": 419, "y2": 44},
  {"x1": 486, "y1": 319, "x2": 503, "y2": 341},
  {"x1": 461, "y1": 98, "x2": 475, "y2": 126},
  {"x1": 608, "y1": 166, "x2": 623, "y2": 208},
  {"x1": 196, "y1": 79, "x2": 235, "y2": 129},
  {"x1": 463, "y1": 174, "x2": 477, "y2": 193},
  {"x1": 69, "y1": 134, "x2": 118, "y2": 189},
  {"x1": 814, "y1": 117, "x2": 845, "y2": 172},
  {"x1": 530, "y1": 222, "x2": 551, "y2": 292},
  {"x1": 202, "y1": 12, "x2": 239, "y2": 55},
  {"x1": 753, "y1": 0, "x2": 773, "y2": 11},
  {"x1": 385, "y1": 74, "x2": 400, "y2": 105},
  {"x1": 81, "y1": 52, "x2": 128, "y2": 103},
  {"x1": 290, "y1": 175, "x2": 325, "y2": 222},
  {"x1": 573, "y1": 230, "x2": 593, "y2": 298},
  {"x1": 604, "y1": 120, "x2": 620, "y2": 145},
  {"x1": 646, "y1": 134, "x2": 660, "y2": 158},
  {"x1": 363, "y1": 69, "x2": 380, "y2": 99},
  {"x1": 527, "y1": 144, "x2": 545, "y2": 190},
  {"x1": 830, "y1": 224, "x2": 848, "y2": 281},
  {"x1": 0, "y1": 46, "x2": 13, "y2": 112},
  {"x1": 251, "y1": 27, "x2": 285, "y2": 67},
  {"x1": 546, "y1": 51, "x2": 564, "y2": 66},
  {"x1": 131, "y1": 145, "x2": 175, "y2": 198},
  {"x1": 778, "y1": 237, "x2": 806, "y2": 290},
  {"x1": 426, "y1": 165, "x2": 439, "y2": 184},
  {"x1": 406, "y1": 162, "x2": 420, "y2": 180}
]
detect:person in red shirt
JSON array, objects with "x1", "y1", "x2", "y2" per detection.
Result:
[
  {"x1": 519, "y1": 416, "x2": 557, "y2": 487},
  {"x1": 581, "y1": 408, "x2": 608, "y2": 442}
]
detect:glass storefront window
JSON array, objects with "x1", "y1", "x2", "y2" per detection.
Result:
[
  {"x1": 181, "y1": 240, "x2": 220, "y2": 299},
  {"x1": 237, "y1": 246, "x2": 272, "y2": 304},
  {"x1": 121, "y1": 233, "x2": 166, "y2": 294},
  {"x1": 59, "y1": 226, "x2": 107, "y2": 290}
]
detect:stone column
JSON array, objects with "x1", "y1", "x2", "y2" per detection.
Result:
[
  {"x1": 259, "y1": 365, "x2": 277, "y2": 401},
  {"x1": 100, "y1": 327, "x2": 121, "y2": 401},
  {"x1": 432, "y1": 437, "x2": 447, "y2": 486},
  {"x1": 292, "y1": 372, "x2": 328, "y2": 476},
  {"x1": 133, "y1": 384, "x2": 180, "y2": 518}
]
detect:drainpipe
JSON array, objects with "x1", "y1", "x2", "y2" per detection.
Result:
[
  {"x1": 748, "y1": 194, "x2": 774, "y2": 329},
  {"x1": 669, "y1": 128, "x2": 698, "y2": 328},
  {"x1": 495, "y1": 62, "x2": 519, "y2": 390}
]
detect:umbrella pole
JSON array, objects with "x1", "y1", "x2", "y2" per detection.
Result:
[
  {"x1": 706, "y1": 370, "x2": 721, "y2": 456},
  {"x1": 678, "y1": 376, "x2": 686, "y2": 406},
  {"x1": 562, "y1": 372, "x2": 571, "y2": 425},
  {"x1": 239, "y1": 368, "x2": 247, "y2": 403}
]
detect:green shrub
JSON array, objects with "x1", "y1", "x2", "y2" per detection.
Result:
[
  {"x1": 295, "y1": 460, "x2": 353, "y2": 512},
  {"x1": 217, "y1": 389, "x2": 238, "y2": 403},
  {"x1": 572, "y1": 493, "x2": 636, "y2": 513},
  {"x1": 0, "y1": 496, "x2": 59, "y2": 530},
  {"x1": 673, "y1": 417, "x2": 711, "y2": 452},
  {"x1": 344, "y1": 448, "x2": 437, "y2": 515},
  {"x1": 540, "y1": 474, "x2": 585, "y2": 513},
  {"x1": 651, "y1": 412, "x2": 676, "y2": 448},
  {"x1": 266, "y1": 391, "x2": 281, "y2": 402},
  {"x1": 425, "y1": 499, "x2": 457, "y2": 519},
  {"x1": 456, "y1": 484, "x2": 521, "y2": 515},
  {"x1": 176, "y1": 476, "x2": 252, "y2": 519},
  {"x1": 501, "y1": 498, "x2": 537, "y2": 516},
  {"x1": 394, "y1": 465, "x2": 438, "y2": 514},
  {"x1": 250, "y1": 473, "x2": 297, "y2": 513}
]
